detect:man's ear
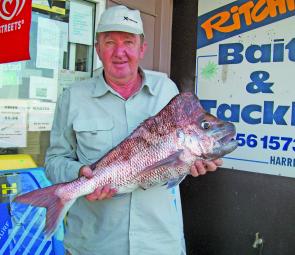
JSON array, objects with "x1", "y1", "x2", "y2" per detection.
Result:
[
  {"x1": 95, "y1": 42, "x2": 101, "y2": 57},
  {"x1": 140, "y1": 41, "x2": 147, "y2": 59}
]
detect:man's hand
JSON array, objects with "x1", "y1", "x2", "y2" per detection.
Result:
[
  {"x1": 79, "y1": 165, "x2": 117, "y2": 201},
  {"x1": 190, "y1": 159, "x2": 223, "y2": 177}
]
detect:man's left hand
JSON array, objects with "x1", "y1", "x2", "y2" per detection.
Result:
[{"x1": 190, "y1": 159, "x2": 223, "y2": 177}]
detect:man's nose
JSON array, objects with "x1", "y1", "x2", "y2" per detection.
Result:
[{"x1": 113, "y1": 45, "x2": 126, "y2": 56}]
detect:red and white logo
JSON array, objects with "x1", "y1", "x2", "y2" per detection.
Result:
[
  {"x1": 0, "y1": 0, "x2": 26, "y2": 21},
  {"x1": 0, "y1": 0, "x2": 32, "y2": 63}
]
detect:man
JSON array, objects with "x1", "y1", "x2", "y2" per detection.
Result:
[{"x1": 45, "y1": 5, "x2": 222, "y2": 255}]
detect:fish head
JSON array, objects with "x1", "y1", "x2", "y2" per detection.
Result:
[
  {"x1": 173, "y1": 93, "x2": 238, "y2": 160},
  {"x1": 193, "y1": 112, "x2": 238, "y2": 160}
]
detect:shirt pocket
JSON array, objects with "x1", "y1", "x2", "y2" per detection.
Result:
[{"x1": 73, "y1": 118, "x2": 114, "y2": 162}]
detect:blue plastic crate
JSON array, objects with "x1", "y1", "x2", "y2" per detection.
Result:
[{"x1": 0, "y1": 167, "x2": 65, "y2": 255}]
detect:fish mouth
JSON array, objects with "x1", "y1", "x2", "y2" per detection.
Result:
[
  {"x1": 219, "y1": 132, "x2": 236, "y2": 146},
  {"x1": 206, "y1": 124, "x2": 238, "y2": 159},
  {"x1": 217, "y1": 137, "x2": 238, "y2": 154}
]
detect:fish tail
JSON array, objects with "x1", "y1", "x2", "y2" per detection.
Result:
[{"x1": 14, "y1": 183, "x2": 76, "y2": 238}]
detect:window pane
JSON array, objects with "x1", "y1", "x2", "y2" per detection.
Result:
[{"x1": 0, "y1": 0, "x2": 96, "y2": 167}]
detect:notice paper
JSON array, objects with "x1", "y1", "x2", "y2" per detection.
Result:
[
  {"x1": 69, "y1": 1, "x2": 93, "y2": 45},
  {"x1": 36, "y1": 17, "x2": 60, "y2": 69},
  {"x1": 0, "y1": 100, "x2": 27, "y2": 148},
  {"x1": 58, "y1": 69, "x2": 90, "y2": 96},
  {"x1": 28, "y1": 100, "x2": 56, "y2": 131}
]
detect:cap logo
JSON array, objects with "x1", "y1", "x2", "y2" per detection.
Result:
[{"x1": 123, "y1": 16, "x2": 138, "y2": 24}]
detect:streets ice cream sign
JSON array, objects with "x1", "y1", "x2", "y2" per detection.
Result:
[{"x1": 0, "y1": 0, "x2": 32, "y2": 63}]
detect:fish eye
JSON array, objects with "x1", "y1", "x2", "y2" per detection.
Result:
[{"x1": 201, "y1": 120, "x2": 211, "y2": 130}]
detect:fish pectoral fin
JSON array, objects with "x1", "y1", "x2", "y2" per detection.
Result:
[
  {"x1": 166, "y1": 175, "x2": 187, "y2": 189},
  {"x1": 141, "y1": 150, "x2": 184, "y2": 173},
  {"x1": 136, "y1": 150, "x2": 185, "y2": 190}
]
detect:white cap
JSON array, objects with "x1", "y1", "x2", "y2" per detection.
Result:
[{"x1": 97, "y1": 5, "x2": 144, "y2": 35}]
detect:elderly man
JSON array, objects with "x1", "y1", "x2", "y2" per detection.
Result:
[{"x1": 45, "y1": 5, "x2": 222, "y2": 255}]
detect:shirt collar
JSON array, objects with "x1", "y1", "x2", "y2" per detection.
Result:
[
  {"x1": 139, "y1": 67, "x2": 156, "y2": 96},
  {"x1": 92, "y1": 68, "x2": 111, "y2": 97},
  {"x1": 92, "y1": 67, "x2": 156, "y2": 98}
]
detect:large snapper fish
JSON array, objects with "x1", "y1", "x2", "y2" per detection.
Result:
[{"x1": 15, "y1": 92, "x2": 238, "y2": 237}]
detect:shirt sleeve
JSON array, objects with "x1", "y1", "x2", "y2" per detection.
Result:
[{"x1": 45, "y1": 89, "x2": 83, "y2": 184}]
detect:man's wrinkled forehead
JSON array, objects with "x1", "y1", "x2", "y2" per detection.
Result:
[
  {"x1": 97, "y1": 31, "x2": 141, "y2": 43},
  {"x1": 100, "y1": 31, "x2": 138, "y2": 39}
]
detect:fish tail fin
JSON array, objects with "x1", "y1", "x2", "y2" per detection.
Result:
[{"x1": 14, "y1": 183, "x2": 76, "y2": 238}]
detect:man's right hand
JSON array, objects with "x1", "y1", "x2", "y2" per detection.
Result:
[{"x1": 79, "y1": 165, "x2": 117, "y2": 201}]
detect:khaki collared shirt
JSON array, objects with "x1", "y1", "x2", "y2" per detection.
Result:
[{"x1": 45, "y1": 68, "x2": 185, "y2": 255}]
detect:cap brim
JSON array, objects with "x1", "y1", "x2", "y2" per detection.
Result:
[{"x1": 96, "y1": 24, "x2": 143, "y2": 35}]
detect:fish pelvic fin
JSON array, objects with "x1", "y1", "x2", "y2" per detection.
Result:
[
  {"x1": 166, "y1": 175, "x2": 187, "y2": 189},
  {"x1": 14, "y1": 183, "x2": 75, "y2": 239}
]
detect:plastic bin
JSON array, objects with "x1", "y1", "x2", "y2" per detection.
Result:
[{"x1": 0, "y1": 167, "x2": 65, "y2": 255}]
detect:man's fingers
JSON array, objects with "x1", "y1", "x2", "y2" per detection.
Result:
[
  {"x1": 203, "y1": 159, "x2": 223, "y2": 172},
  {"x1": 213, "y1": 158, "x2": 223, "y2": 166},
  {"x1": 84, "y1": 170, "x2": 93, "y2": 179},
  {"x1": 86, "y1": 188, "x2": 101, "y2": 201},
  {"x1": 191, "y1": 161, "x2": 206, "y2": 176},
  {"x1": 85, "y1": 185, "x2": 117, "y2": 201},
  {"x1": 86, "y1": 193, "x2": 96, "y2": 201},
  {"x1": 196, "y1": 161, "x2": 207, "y2": 175},
  {"x1": 97, "y1": 185, "x2": 110, "y2": 200},
  {"x1": 105, "y1": 188, "x2": 117, "y2": 199},
  {"x1": 203, "y1": 161, "x2": 218, "y2": 172},
  {"x1": 190, "y1": 164, "x2": 198, "y2": 177},
  {"x1": 80, "y1": 166, "x2": 94, "y2": 179}
]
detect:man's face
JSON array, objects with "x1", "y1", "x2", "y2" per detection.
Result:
[{"x1": 95, "y1": 31, "x2": 147, "y2": 84}]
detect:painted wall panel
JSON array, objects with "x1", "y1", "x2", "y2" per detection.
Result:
[{"x1": 196, "y1": 0, "x2": 295, "y2": 177}]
